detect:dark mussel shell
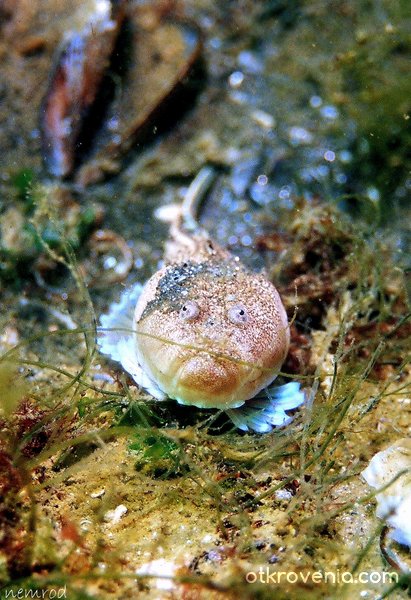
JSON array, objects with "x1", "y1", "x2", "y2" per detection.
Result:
[
  {"x1": 41, "y1": 2, "x2": 203, "y2": 184},
  {"x1": 75, "y1": 14, "x2": 203, "y2": 186},
  {"x1": 40, "y1": 0, "x2": 126, "y2": 178}
]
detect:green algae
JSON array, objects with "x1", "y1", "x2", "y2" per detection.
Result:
[
  {"x1": 0, "y1": 176, "x2": 102, "y2": 288},
  {"x1": 0, "y1": 362, "x2": 28, "y2": 418}
]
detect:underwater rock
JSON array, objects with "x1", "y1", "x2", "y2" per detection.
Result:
[
  {"x1": 40, "y1": 0, "x2": 126, "y2": 177},
  {"x1": 362, "y1": 438, "x2": 411, "y2": 547}
]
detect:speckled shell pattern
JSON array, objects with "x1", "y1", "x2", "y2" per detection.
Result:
[{"x1": 132, "y1": 237, "x2": 290, "y2": 410}]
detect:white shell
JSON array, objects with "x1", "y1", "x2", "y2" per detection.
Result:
[{"x1": 362, "y1": 438, "x2": 411, "y2": 547}]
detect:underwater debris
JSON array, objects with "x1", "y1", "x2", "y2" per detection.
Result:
[
  {"x1": 40, "y1": 0, "x2": 126, "y2": 177},
  {"x1": 98, "y1": 170, "x2": 304, "y2": 432},
  {"x1": 362, "y1": 439, "x2": 411, "y2": 548}
]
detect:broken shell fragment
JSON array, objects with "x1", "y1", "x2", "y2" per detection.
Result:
[
  {"x1": 41, "y1": 0, "x2": 125, "y2": 178},
  {"x1": 362, "y1": 438, "x2": 411, "y2": 547}
]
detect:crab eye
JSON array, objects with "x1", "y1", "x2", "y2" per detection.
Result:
[
  {"x1": 180, "y1": 300, "x2": 200, "y2": 321},
  {"x1": 228, "y1": 304, "x2": 248, "y2": 325}
]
